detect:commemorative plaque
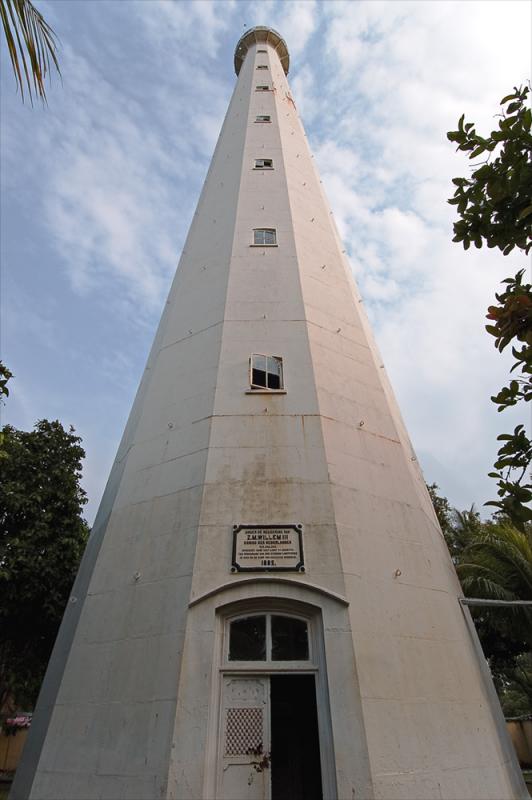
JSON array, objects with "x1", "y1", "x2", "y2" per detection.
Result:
[{"x1": 231, "y1": 524, "x2": 304, "y2": 572}]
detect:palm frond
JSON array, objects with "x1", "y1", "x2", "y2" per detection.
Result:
[
  {"x1": 0, "y1": 0, "x2": 60, "y2": 104},
  {"x1": 457, "y1": 520, "x2": 532, "y2": 647},
  {"x1": 475, "y1": 525, "x2": 532, "y2": 595}
]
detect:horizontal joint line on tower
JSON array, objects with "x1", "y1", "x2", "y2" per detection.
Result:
[{"x1": 158, "y1": 320, "x2": 223, "y2": 351}]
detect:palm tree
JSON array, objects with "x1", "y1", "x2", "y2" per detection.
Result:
[
  {"x1": 457, "y1": 520, "x2": 532, "y2": 712},
  {"x1": 457, "y1": 520, "x2": 532, "y2": 647},
  {"x1": 0, "y1": 0, "x2": 60, "y2": 104}
]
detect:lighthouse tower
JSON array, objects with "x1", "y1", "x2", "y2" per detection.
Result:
[{"x1": 13, "y1": 27, "x2": 526, "y2": 800}]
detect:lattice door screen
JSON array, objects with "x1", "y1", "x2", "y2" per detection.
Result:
[{"x1": 225, "y1": 707, "x2": 264, "y2": 755}]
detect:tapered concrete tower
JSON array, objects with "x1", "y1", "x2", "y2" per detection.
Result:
[{"x1": 13, "y1": 27, "x2": 526, "y2": 800}]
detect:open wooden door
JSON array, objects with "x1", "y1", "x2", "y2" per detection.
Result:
[{"x1": 218, "y1": 676, "x2": 271, "y2": 800}]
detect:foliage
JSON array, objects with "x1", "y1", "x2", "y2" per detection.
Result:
[
  {"x1": 487, "y1": 425, "x2": 532, "y2": 527},
  {"x1": 0, "y1": 363, "x2": 13, "y2": 403},
  {"x1": 447, "y1": 85, "x2": 532, "y2": 530},
  {"x1": 428, "y1": 484, "x2": 532, "y2": 715},
  {"x1": 498, "y1": 652, "x2": 532, "y2": 717},
  {"x1": 0, "y1": 0, "x2": 60, "y2": 104},
  {"x1": 0, "y1": 363, "x2": 14, "y2": 458},
  {"x1": 457, "y1": 519, "x2": 532, "y2": 647},
  {"x1": 427, "y1": 484, "x2": 483, "y2": 560},
  {"x1": 427, "y1": 482, "x2": 454, "y2": 540},
  {"x1": 0, "y1": 420, "x2": 89, "y2": 710},
  {"x1": 484, "y1": 268, "x2": 532, "y2": 525},
  {"x1": 447, "y1": 85, "x2": 531, "y2": 255},
  {"x1": 486, "y1": 269, "x2": 532, "y2": 363}
]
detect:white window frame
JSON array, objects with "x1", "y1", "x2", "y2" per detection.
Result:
[
  {"x1": 252, "y1": 228, "x2": 277, "y2": 247},
  {"x1": 225, "y1": 612, "x2": 313, "y2": 667},
  {"x1": 254, "y1": 158, "x2": 273, "y2": 170},
  {"x1": 248, "y1": 354, "x2": 284, "y2": 392},
  {"x1": 255, "y1": 115, "x2": 271, "y2": 123}
]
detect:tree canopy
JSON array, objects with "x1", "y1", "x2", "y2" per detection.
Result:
[
  {"x1": 447, "y1": 85, "x2": 531, "y2": 255},
  {"x1": 0, "y1": 420, "x2": 89, "y2": 710},
  {"x1": 428, "y1": 483, "x2": 531, "y2": 716},
  {"x1": 447, "y1": 85, "x2": 532, "y2": 530}
]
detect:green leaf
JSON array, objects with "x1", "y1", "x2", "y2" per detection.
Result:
[{"x1": 518, "y1": 205, "x2": 532, "y2": 220}]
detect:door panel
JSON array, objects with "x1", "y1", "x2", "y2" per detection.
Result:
[{"x1": 219, "y1": 676, "x2": 271, "y2": 800}]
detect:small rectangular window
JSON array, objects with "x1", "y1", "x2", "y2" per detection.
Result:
[
  {"x1": 253, "y1": 228, "x2": 276, "y2": 246},
  {"x1": 255, "y1": 115, "x2": 271, "y2": 123},
  {"x1": 255, "y1": 85, "x2": 270, "y2": 92},
  {"x1": 257, "y1": 49, "x2": 267, "y2": 53},
  {"x1": 254, "y1": 158, "x2": 273, "y2": 169},
  {"x1": 256, "y1": 65, "x2": 268, "y2": 70},
  {"x1": 250, "y1": 355, "x2": 283, "y2": 390}
]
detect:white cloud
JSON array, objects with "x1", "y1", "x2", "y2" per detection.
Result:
[
  {"x1": 270, "y1": 0, "x2": 318, "y2": 56},
  {"x1": 291, "y1": 64, "x2": 319, "y2": 123},
  {"x1": 135, "y1": 0, "x2": 235, "y2": 55},
  {"x1": 312, "y1": 0, "x2": 530, "y2": 512},
  {"x1": 41, "y1": 51, "x2": 178, "y2": 310}
]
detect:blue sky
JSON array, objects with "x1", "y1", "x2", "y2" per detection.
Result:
[{"x1": 1, "y1": 0, "x2": 530, "y2": 523}]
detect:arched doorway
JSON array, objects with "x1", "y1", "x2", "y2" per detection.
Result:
[{"x1": 213, "y1": 602, "x2": 333, "y2": 800}]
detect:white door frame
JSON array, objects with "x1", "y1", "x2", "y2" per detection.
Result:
[{"x1": 204, "y1": 598, "x2": 337, "y2": 800}]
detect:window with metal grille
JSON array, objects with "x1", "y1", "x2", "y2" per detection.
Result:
[
  {"x1": 254, "y1": 158, "x2": 273, "y2": 169},
  {"x1": 255, "y1": 115, "x2": 271, "y2": 123},
  {"x1": 255, "y1": 85, "x2": 270, "y2": 91},
  {"x1": 250, "y1": 355, "x2": 283, "y2": 390},
  {"x1": 253, "y1": 228, "x2": 276, "y2": 246}
]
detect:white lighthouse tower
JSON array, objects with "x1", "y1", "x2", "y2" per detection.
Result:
[{"x1": 12, "y1": 27, "x2": 526, "y2": 800}]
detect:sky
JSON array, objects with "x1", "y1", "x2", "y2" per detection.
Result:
[{"x1": 1, "y1": 0, "x2": 530, "y2": 524}]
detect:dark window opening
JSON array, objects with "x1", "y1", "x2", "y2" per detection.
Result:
[
  {"x1": 257, "y1": 65, "x2": 268, "y2": 70},
  {"x1": 256, "y1": 85, "x2": 270, "y2": 91},
  {"x1": 229, "y1": 616, "x2": 266, "y2": 661},
  {"x1": 254, "y1": 158, "x2": 273, "y2": 169},
  {"x1": 271, "y1": 616, "x2": 309, "y2": 660},
  {"x1": 255, "y1": 115, "x2": 271, "y2": 123}
]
